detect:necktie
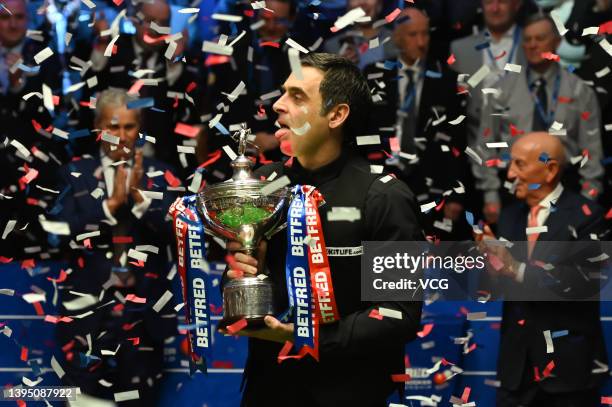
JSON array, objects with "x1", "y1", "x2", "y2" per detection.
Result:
[
  {"x1": 532, "y1": 78, "x2": 548, "y2": 131},
  {"x1": 527, "y1": 205, "x2": 542, "y2": 258},
  {"x1": 0, "y1": 48, "x2": 9, "y2": 94},
  {"x1": 400, "y1": 70, "x2": 417, "y2": 154}
]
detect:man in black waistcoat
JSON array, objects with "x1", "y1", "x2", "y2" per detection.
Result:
[{"x1": 223, "y1": 53, "x2": 423, "y2": 407}]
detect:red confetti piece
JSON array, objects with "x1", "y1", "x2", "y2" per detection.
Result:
[
  {"x1": 174, "y1": 122, "x2": 200, "y2": 138},
  {"x1": 17, "y1": 400, "x2": 26, "y2": 407},
  {"x1": 0, "y1": 256, "x2": 13, "y2": 263},
  {"x1": 52, "y1": 95, "x2": 60, "y2": 106},
  {"x1": 391, "y1": 373, "x2": 411, "y2": 383},
  {"x1": 32, "y1": 302, "x2": 44, "y2": 315},
  {"x1": 125, "y1": 294, "x2": 146, "y2": 304},
  {"x1": 18, "y1": 167, "x2": 39, "y2": 190},
  {"x1": 143, "y1": 33, "x2": 170, "y2": 44},
  {"x1": 122, "y1": 321, "x2": 139, "y2": 331},
  {"x1": 602, "y1": 396, "x2": 612, "y2": 405},
  {"x1": 600, "y1": 21, "x2": 612, "y2": 34},
  {"x1": 112, "y1": 236, "x2": 133, "y2": 244},
  {"x1": 277, "y1": 340, "x2": 294, "y2": 363},
  {"x1": 211, "y1": 360, "x2": 234, "y2": 368},
  {"x1": 461, "y1": 386, "x2": 471, "y2": 403},
  {"x1": 112, "y1": 44, "x2": 118, "y2": 55},
  {"x1": 580, "y1": 111, "x2": 591, "y2": 121},
  {"x1": 195, "y1": 136, "x2": 219, "y2": 161},
  {"x1": 557, "y1": 96, "x2": 573, "y2": 104},
  {"x1": 259, "y1": 153, "x2": 273, "y2": 165},
  {"x1": 466, "y1": 342, "x2": 477, "y2": 353},
  {"x1": 417, "y1": 323, "x2": 434, "y2": 338},
  {"x1": 20, "y1": 346, "x2": 28, "y2": 361},
  {"x1": 581, "y1": 203, "x2": 592, "y2": 216},
  {"x1": 435, "y1": 199, "x2": 446, "y2": 212},
  {"x1": 605, "y1": 208, "x2": 612, "y2": 220},
  {"x1": 510, "y1": 123, "x2": 524, "y2": 137},
  {"x1": 44, "y1": 315, "x2": 73, "y2": 324},
  {"x1": 260, "y1": 41, "x2": 280, "y2": 48},
  {"x1": 164, "y1": 169, "x2": 182, "y2": 187},
  {"x1": 129, "y1": 259, "x2": 145, "y2": 267},
  {"x1": 144, "y1": 272, "x2": 159, "y2": 279},
  {"x1": 173, "y1": 95, "x2": 179, "y2": 109},
  {"x1": 542, "y1": 360, "x2": 555, "y2": 377},
  {"x1": 533, "y1": 366, "x2": 541, "y2": 381},
  {"x1": 226, "y1": 318, "x2": 248, "y2": 334},
  {"x1": 47, "y1": 269, "x2": 68, "y2": 283},
  {"x1": 385, "y1": 8, "x2": 401, "y2": 23},
  {"x1": 21, "y1": 259, "x2": 35, "y2": 269},
  {"x1": 83, "y1": 238, "x2": 92, "y2": 249},
  {"x1": 204, "y1": 55, "x2": 230, "y2": 67},
  {"x1": 31, "y1": 119, "x2": 42, "y2": 131},
  {"x1": 447, "y1": 53, "x2": 456, "y2": 65},
  {"x1": 541, "y1": 52, "x2": 560, "y2": 61},
  {"x1": 244, "y1": 9, "x2": 254, "y2": 17},
  {"x1": 77, "y1": 257, "x2": 84, "y2": 268},
  {"x1": 368, "y1": 309, "x2": 383, "y2": 320},
  {"x1": 128, "y1": 79, "x2": 145, "y2": 95},
  {"x1": 112, "y1": 0, "x2": 123, "y2": 5},
  {"x1": 127, "y1": 337, "x2": 140, "y2": 345},
  {"x1": 186, "y1": 82, "x2": 197, "y2": 93},
  {"x1": 494, "y1": 50, "x2": 507, "y2": 60}
]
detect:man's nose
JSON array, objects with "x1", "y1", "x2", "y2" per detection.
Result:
[{"x1": 272, "y1": 94, "x2": 288, "y2": 114}]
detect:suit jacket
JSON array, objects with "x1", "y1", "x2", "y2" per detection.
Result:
[
  {"x1": 364, "y1": 57, "x2": 470, "y2": 199},
  {"x1": 54, "y1": 155, "x2": 178, "y2": 342},
  {"x1": 495, "y1": 189, "x2": 608, "y2": 393}
]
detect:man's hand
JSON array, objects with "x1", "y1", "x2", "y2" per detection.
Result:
[
  {"x1": 219, "y1": 315, "x2": 294, "y2": 343},
  {"x1": 443, "y1": 201, "x2": 463, "y2": 221},
  {"x1": 106, "y1": 166, "x2": 128, "y2": 214},
  {"x1": 129, "y1": 150, "x2": 144, "y2": 204},
  {"x1": 5, "y1": 52, "x2": 23, "y2": 88},
  {"x1": 226, "y1": 240, "x2": 267, "y2": 279},
  {"x1": 483, "y1": 202, "x2": 500, "y2": 224},
  {"x1": 476, "y1": 224, "x2": 519, "y2": 279}
]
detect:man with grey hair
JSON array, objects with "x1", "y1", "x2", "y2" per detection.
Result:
[
  {"x1": 477, "y1": 13, "x2": 604, "y2": 219},
  {"x1": 54, "y1": 88, "x2": 178, "y2": 405}
]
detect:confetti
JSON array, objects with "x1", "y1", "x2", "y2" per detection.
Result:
[
  {"x1": 34, "y1": 47, "x2": 54, "y2": 64},
  {"x1": 356, "y1": 135, "x2": 381, "y2": 146},
  {"x1": 202, "y1": 41, "x2": 233, "y2": 56},
  {"x1": 550, "y1": 9, "x2": 568, "y2": 36},
  {"x1": 114, "y1": 390, "x2": 140, "y2": 402},
  {"x1": 2, "y1": 220, "x2": 16, "y2": 239},
  {"x1": 417, "y1": 323, "x2": 434, "y2": 338},
  {"x1": 226, "y1": 318, "x2": 248, "y2": 334},
  {"x1": 526, "y1": 225, "x2": 547, "y2": 235},
  {"x1": 288, "y1": 48, "x2": 303, "y2": 80},
  {"x1": 467, "y1": 312, "x2": 486, "y2": 320},
  {"x1": 467, "y1": 65, "x2": 490, "y2": 88},
  {"x1": 261, "y1": 175, "x2": 290, "y2": 196},
  {"x1": 152, "y1": 290, "x2": 173, "y2": 312},
  {"x1": 327, "y1": 207, "x2": 361, "y2": 222},
  {"x1": 503, "y1": 63, "x2": 522, "y2": 73},
  {"x1": 379, "y1": 307, "x2": 402, "y2": 319},
  {"x1": 286, "y1": 38, "x2": 309, "y2": 54},
  {"x1": 174, "y1": 123, "x2": 200, "y2": 138},
  {"x1": 464, "y1": 147, "x2": 483, "y2": 165},
  {"x1": 420, "y1": 201, "x2": 437, "y2": 213},
  {"x1": 332, "y1": 7, "x2": 366, "y2": 32}
]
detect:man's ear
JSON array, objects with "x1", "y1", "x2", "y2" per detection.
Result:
[
  {"x1": 328, "y1": 103, "x2": 350, "y2": 130},
  {"x1": 545, "y1": 159, "x2": 560, "y2": 184}
]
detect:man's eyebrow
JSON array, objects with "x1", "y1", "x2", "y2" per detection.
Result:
[{"x1": 282, "y1": 85, "x2": 308, "y2": 96}]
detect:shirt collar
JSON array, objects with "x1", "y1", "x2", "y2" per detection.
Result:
[
  {"x1": 530, "y1": 62, "x2": 559, "y2": 84},
  {"x1": 398, "y1": 57, "x2": 424, "y2": 76},
  {"x1": 487, "y1": 24, "x2": 517, "y2": 43},
  {"x1": 537, "y1": 182, "x2": 564, "y2": 209},
  {"x1": 1, "y1": 39, "x2": 25, "y2": 55},
  {"x1": 289, "y1": 149, "x2": 350, "y2": 186},
  {"x1": 100, "y1": 149, "x2": 133, "y2": 167}
]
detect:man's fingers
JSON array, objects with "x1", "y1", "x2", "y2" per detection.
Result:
[{"x1": 234, "y1": 252, "x2": 258, "y2": 267}]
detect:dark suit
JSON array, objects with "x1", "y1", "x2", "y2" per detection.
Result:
[
  {"x1": 53, "y1": 155, "x2": 178, "y2": 405},
  {"x1": 495, "y1": 188, "x2": 608, "y2": 406},
  {"x1": 364, "y1": 57, "x2": 474, "y2": 240}
]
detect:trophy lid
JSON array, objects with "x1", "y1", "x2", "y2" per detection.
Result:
[{"x1": 230, "y1": 124, "x2": 257, "y2": 183}]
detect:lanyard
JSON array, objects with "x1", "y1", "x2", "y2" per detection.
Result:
[
  {"x1": 527, "y1": 67, "x2": 561, "y2": 128},
  {"x1": 486, "y1": 26, "x2": 520, "y2": 71}
]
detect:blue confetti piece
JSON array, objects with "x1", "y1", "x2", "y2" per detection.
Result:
[
  {"x1": 79, "y1": 353, "x2": 101, "y2": 367},
  {"x1": 500, "y1": 152, "x2": 511, "y2": 162},
  {"x1": 528, "y1": 183, "x2": 541, "y2": 190},
  {"x1": 383, "y1": 60, "x2": 400, "y2": 70},
  {"x1": 126, "y1": 97, "x2": 154, "y2": 110},
  {"x1": 425, "y1": 70, "x2": 442, "y2": 79},
  {"x1": 567, "y1": 64, "x2": 576, "y2": 73},
  {"x1": 309, "y1": 0, "x2": 321, "y2": 5},
  {"x1": 465, "y1": 211, "x2": 474, "y2": 226},
  {"x1": 69, "y1": 129, "x2": 90, "y2": 139},
  {"x1": 17, "y1": 64, "x2": 40, "y2": 73},
  {"x1": 552, "y1": 329, "x2": 568, "y2": 338},
  {"x1": 150, "y1": 107, "x2": 166, "y2": 113},
  {"x1": 215, "y1": 121, "x2": 230, "y2": 135},
  {"x1": 539, "y1": 152, "x2": 550, "y2": 163},
  {"x1": 475, "y1": 41, "x2": 490, "y2": 51}
]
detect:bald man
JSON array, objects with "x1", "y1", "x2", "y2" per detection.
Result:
[
  {"x1": 478, "y1": 132, "x2": 608, "y2": 407},
  {"x1": 364, "y1": 7, "x2": 473, "y2": 241}
]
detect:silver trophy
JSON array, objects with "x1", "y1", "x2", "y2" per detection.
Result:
[{"x1": 197, "y1": 125, "x2": 289, "y2": 328}]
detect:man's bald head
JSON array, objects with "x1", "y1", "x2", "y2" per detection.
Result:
[
  {"x1": 508, "y1": 132, "x2": 566, "y2": 206},
  {"x1": 393, "y1": 8, "x2": 430, "y2": 65},
  {"x1": 134, "y1": 0, "x2": 171, "y2": 50}
]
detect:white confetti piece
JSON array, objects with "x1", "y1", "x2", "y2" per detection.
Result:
[
  {"x1": 177, "y1": 145, "x2": 195, "y2": 154},
  {"x1": 448, "y1": 115, "x2": 466, "y2": 125},
  {"x1": 99, "y1": 379, "x2": 113, "y2": 387},
  {"x1": 595, "y1": 66, "x2": 610, "y2": 79},
  {"x1": 260, "y1": 89, "x2": 282, "y2": 100},
  {"x1": 503, "y1": 63, "x2": 522, "y2": 73},
  {"x1": 226, "y1": 81, "x2": 246, "y2": 102},
  {"x1": 526, "y1": 225, "x2": 548, "y2": 235},
  {"x1": 212, "y1": 13, "x2": 242, "y2": 22},
  {"x1": 101, "y1": 132, "x2": 120, "y2": 145},
  {"x1": 486, "y1": 142, "x2": 508, "y2": 148},
  {"x1": 188, "y1": 171, "x2": 203, "y2": 193},
  {"x1": 467, "y1": 65, "x2": 490, "y2": 88},
  {"x1": 164, "y1": 41, "x2": 177, "y2": 60},
  {"x1": 379, "y1": 307, "x2": 402, "y2": 319},
  {"x1": 23, "y1": 376, "x2": 43, "y2": 386},
  {"x1": 290, "y1": 121, "x2": 311, "y2": 136},
  {"x1": 76, "y1": 230, "x2": 100, "y2": 241},
  {"x1": 2, "y1": 220, "x2": 16, "y2": 239},
  {"x1": 464, "y1": 146, "x2": 483, "y2": 165},
  {"x1": 327, "y1": 207, "x2": 361, "y2": 222},
  {"x1": 420, "y1": 201, "x2": 437, "y2": 213},
  {"x1": 127, "y1": 250, "x2": 148, "y2": 263},
  {"x1": 150, "y1": 21, "x2": 170, "y2": 35},
  {"x1": 286, "y1": 37, "x2": 309, "y2": 54},
  {"x1": 0, "y1": 289, "x2": 15, "y2": 296},
  {"x1": 104, "y1": 35, "x2": 120, "y2": 57},
  {"x1": 22, "y1": 293, "x2": 46, "y2": 303},
  {"x1": 80, "y1": 0, "x2": 95, "y2": 8},
  {"x1": 39, "y1": 218, "x2": 71, "y2": 235},
  {"x1": 63, "y1": 293, "x2": 98, "y2": 310},
  {"x1": 369, "y1": 165, "x2": 384, "y2": 174},
  {"x1": 582, "y1": 26, "x2": 599, "y2": 36},
  {"x1": 587, "y1": 253, "x2": 609, "y2": 262},
  {"x1": 379, "y1": 175, "x2": 393, "y2": 183},
  {"x1": 34, "y1": 47, "x2": 53, "y2": 64},
  {"x1": 114, "y1": 390, "x2": 140, "y2": 402},
  {"x1": 222, "y1": 145, "x2": 237, "y2": 161},
  {"x1": 288, "y1": 47, "x2": 303, "y2": 80},
  {"x1": 333, "y1": 7, "x2": 366, "y2": 31},
  {"x1": 543, "y1": 330, "x2": 554, "y2": 353},
  {"x1": 42, "y1": 83, "x2": 54, "y2": 113},
  {"x1": 550, "y1": 9, "x2": 568, "y2": 36},
  {"x1": 10, "y1": 139, "x2": 31, "y2": 157},
  {"x1": 202, "y1": 41, "x2": 234, "y2": 56},
  {"x1": 261, "y1": 175, "x2": 290, "y2": 196},
  {"x1": 90, "y1": 187, "x2": 104, "y2": 199},
  {"x1": 467, "y1": 311, "x2": 487, "y2": 320},
  {"x1": 50, "y1": 355, "x2": 65, "y2": 379},
  {"x1": 178, "y1": 7, "x2": 199, "y2": 13},
  {"x1": 356, "y1": 135, "x2": 381, "y2": 145},
  {"x1": 152, "y1": 290, "x2": 174, "y2": 312}
]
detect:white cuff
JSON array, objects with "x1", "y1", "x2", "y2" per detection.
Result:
[
  {"x1": 131, "y1": 194, "x2": 152, "y2": 219},
  {"x1": 514, "y1": 262, "x2": 526, "y2": 283},
  {"x1": 102, "y1": 199, "x2": 118, "y2": 225}
]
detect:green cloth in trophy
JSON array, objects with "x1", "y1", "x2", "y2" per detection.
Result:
[{"x1": 217, "y1": 203, "x2": 271, "y2": 228}]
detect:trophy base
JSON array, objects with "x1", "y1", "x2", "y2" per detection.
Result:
[{"x1": 220, "y1": 276, "x2": 276, "y2": 330}]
